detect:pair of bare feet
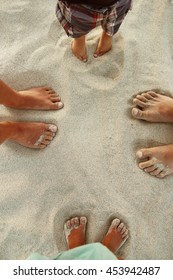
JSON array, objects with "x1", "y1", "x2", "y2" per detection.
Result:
[
  {"x1": 72, "y1": 31, "x2": 112, "y2": 62},
  {"x1": 0, "y1": 80, "x2": 64, "y2": 149},
  {"x1": 64, "y1": 217, "x2": 128, "y2": 256},
  {"x1": 132, "y1": 91, "x2": 173, "y2": 178}
]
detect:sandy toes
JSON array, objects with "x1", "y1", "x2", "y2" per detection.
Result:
[
  {"x1": 136, "y1": 144, "x2": 173, "y2": 178},
  {"x1": 101, "y1": 218, "x2": 129, "y2": 253},
  {"x1": 64, "y1": 217, "x2": 87, "y2": 249},
  {"x1": 132, "y1": 91, "x2": 173, "y2": 122},
  {"x1": 9, "y1": 122, "x2": 57, "y2": 149}
]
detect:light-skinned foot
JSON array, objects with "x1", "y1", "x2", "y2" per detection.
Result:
[
  {"x1": 132, "y1": 91, "x2": 173, "y2": 122},
  {"x1": 71, "y1": 36, "x2": 88, "y2": 63},
  {"x1": 2, "y1": 122, "x2": 58, "y2": 149},
  {"x1": 136, "y1": 145, "x2": 173, "y2": 178},
  {"x1": 0, "y1": 79, "x2": 64, "y2": 110},
  {"x1": 101, "y1": 218, "x2": 129, "y2": 253},
  {"x1": 7, "y1": 87, "x2": 64, "y2": 110},
  {"x1": 94, "y1": 31, "x2": 112, "y2": 58},
  {"x1": 64, "y1": 216, "x2": 87, "y2": 249}
]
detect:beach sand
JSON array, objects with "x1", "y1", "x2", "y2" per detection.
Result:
[{"x1": 0, "y1": 0, "x2": 173, "y2": 259}]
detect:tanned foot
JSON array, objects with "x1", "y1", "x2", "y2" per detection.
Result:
[
  {"x1": 101, "y1": 218, "x2": 129, "y2": 253},
  {"x1": 8, "y1": 122, "x2": 57, "y2": 149},
  {"x1": 132, "y1": 91, "x2": 173, "y2": 122},
  {"x1": 64, "y1": 217, "x2": 87, "y2": 249},
  {"x1": 71, "y1": 36, "x2": 88, "y2": 62},
  {"x1": 6, "y1": 87, "x2": 64, "y2": 110},
  {"x1": 136, "y1": 144, "x2": 173, "y2": 178},
  {"x1": 94, "y1": 31, "x2": 112, "y2": 58}
]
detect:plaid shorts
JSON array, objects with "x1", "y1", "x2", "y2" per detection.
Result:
[{"x1": 56, "y1": 0, "x2": 132, "y2": 38}]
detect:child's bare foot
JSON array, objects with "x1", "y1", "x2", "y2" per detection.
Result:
[
  {"x1": 7, "y1": 87, "x2": 64, "y2": 110},
  {"x1": 94, "y1": 31, "x2": 112, "y2": 58},
  {"x1": 5, "y1": 122, "x2": 57, "y2": 149},
  {"x1": 101, "y1": 218, "x2": 129, "y2": 253},
  {"x1": 72, "y1": 36, "x2": 88, "y2": 62},
  {"x1": 132, "y1": 91, "x2": 173, "y2": 122},
  {"x1": 64, "y1": 217, "x2": 87, "y2": 249},
  {"x1": 136, "y1": 144, "x2": 173, "y2": 178}
]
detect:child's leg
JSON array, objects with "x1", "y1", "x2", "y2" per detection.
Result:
[
  {"x1": 94, "y1": 0, "x2": 132, "y2": 57},
  {"x1": 56, "y1": 1, "x2": 98, "y2": 62},
  {"x1": 72, "y1": 35, "x2": 87, "y2": 63}
]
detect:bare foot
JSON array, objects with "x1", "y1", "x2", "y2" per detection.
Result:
[
  {"x1": 136, "y1": 144, "x2": 173, "y2": 178},
  {"x1": 94, "y1": 31, "x2": 112, "y2": 58},
  {"x1": 101, "y1": 218, "x2": 129, "y2": 253},
  {"x1": 7, "y1": 122, "x2": 57, "y2": 149},
  {"x1": 71, "y1": 36, "x2": 88, "y2": 62},
  {"x1": 132, "y1": 91, "x2": 173, "y2": 122},
  {"x1": 64, "y1": 217, "x2": 87, "y2": 249},
  {"x1": 6, "y1": 87, "x2": 64, "y2": 110}
]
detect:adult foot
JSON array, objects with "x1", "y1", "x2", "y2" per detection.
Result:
[
  {"x1": 132, "y1": 91, "x2": 173, "y2": 122},
  {"x1": 136, "y1": 144, "x2": 173, "y2": 178},
  {"x1": 101, "y1": 218, "x2": 129, "y2": 253},
  {"x1": 6, "y1": 122, "x2": 57, "y2": 149},
  {"x1": 7, "y1": 87, "x2": 64, "y2": 110},
  {"x1": 64, "y1": 217, "x2": 87, "y2": 249},
  {"x1": 94, "y1": 31, "x2": 112, "y2": 58},
  {"x1": 72, "y1": 36, "x2": 88, "y2": 62}
]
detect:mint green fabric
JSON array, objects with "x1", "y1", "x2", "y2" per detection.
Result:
[{"x1": 27, "y1": 243, "x2": 117, "y2": 260}]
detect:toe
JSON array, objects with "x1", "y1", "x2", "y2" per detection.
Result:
[
  {"x1": 47, "y1": 124, "x2": 58, "y2": 133},
  {"x1": 135, "y1": 95, "x2": 148, "y2": 102},
  {"x1": 50, "y1": 101, "x2": 64, "y2": 110},
  {"x1": 131, "y1": 108, "x2": 146, "y2": 119},
  {"x1": 149, "y1": 169, "x2": 162, "y2": 176},
  {"x1": 117, "y1": 223, "x2": 124, "y2": 232},
  {"x1": 41, "y1": 139, "x2": 51, "y2": 146},
  {"x1": 51, "y1": 97, "x2": 61, "y2": 103},
  {"x1": 138, "y1": 160, "x2": 154, "y2": 169},
  {"x1": 133, "y1": 98, "x2": 147, "y2": 108},
  {"x1": 44, "y1": 135, "x2": 54, "y2": 141},
  {"x1": 65, "y1": 220, "x2": 71, "y2": 230},
  {"x1": 122, "y1": 229, "x2": 129, "y2": 239},
  {"x1": 74, "y1": 217, "x2": 80, "y2": 228},
  {"x1": 156, "y1": 170, "x2": 168, "y2": 178},
  {"x1": 141, "y1": 92, "x2": 152, "y2": 99},
  {"x1": 142, "y1": 91, "x2": 157, "y2": 99},
  {"x1": 38, "y1": 143, "x2": 47, "y2": 149},
  {"x1": 80, "y1": 217, "x2": 87, "y2": 225},
  {"x1": 144, "y1": 166, "x2": 157, "y2": 173},
  {"x1": 121, "y1": 225, "x2": 127, "y2": 234},
  {"x1": 136, "y1": 149, "x2": 152, "y2": 160},
  {"x1": 111, "y1": 218, "x2": 121, "y2": 229}
]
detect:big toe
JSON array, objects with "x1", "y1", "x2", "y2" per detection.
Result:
[
  {"x1": 132, "y1": 108, "x2": 146, "y2": 119},
  {"x1": 136, "y1": 149, "x2": 151, "y2": 160},
  {"x1": 80, "y1": 217, "x2": 87, "y2": 226}
]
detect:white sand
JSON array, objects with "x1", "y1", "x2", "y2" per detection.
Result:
[{"x1": 0, "y1": 0, "x2": 173, "y2": 260}]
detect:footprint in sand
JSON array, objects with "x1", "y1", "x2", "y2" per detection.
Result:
[{"x1": 54, "y1": 28, "x2": 124, "y2": 90}]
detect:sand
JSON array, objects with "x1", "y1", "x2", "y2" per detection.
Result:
[{"x1": 0, "y1": 0, "x2": 173, "y2": 260}]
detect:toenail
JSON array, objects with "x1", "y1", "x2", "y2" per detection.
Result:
[
  {"x1": 136, "y1": 150, "x2": 143, "y2": 158},
  {"x1": 80, "y1": 217, "x2": 87, "y2": 224},
  {"x1": 48, "y1": 125, "x2": 57, "y2": 133},
  {"x1": 58, "y1": 102, "x2": 64, "y2": 109},
  {"x1": 132, "y1": 108, "x2": 138, "y2": 116}
]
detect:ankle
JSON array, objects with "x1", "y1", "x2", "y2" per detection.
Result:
[
  {"x1": 0, "y1": 121, "x2": 18, "y2": 143},
  {"x1": 2, "y1": 90, "x2": 21, "y2": 107}
]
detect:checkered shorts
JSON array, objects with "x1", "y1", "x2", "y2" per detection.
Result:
[{"x1": 56, "y1": 0, "x2": 132, "y2": 38}]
